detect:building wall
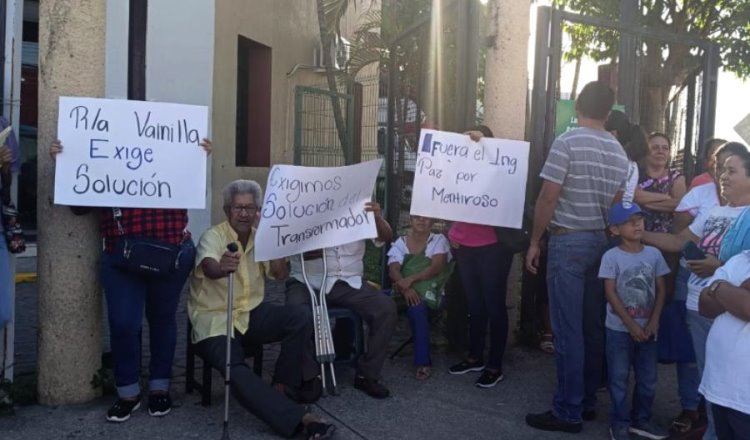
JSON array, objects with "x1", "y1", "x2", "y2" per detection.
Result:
[
  {"x1": 146, "y1": 0, "x2": 215, "y2": 237},
  {"x1": 211, "y1": 0, "x2": 321, "y2": 219},
  {"x1": 105, "y1": 0, "x2": 216, "y2": 237}
]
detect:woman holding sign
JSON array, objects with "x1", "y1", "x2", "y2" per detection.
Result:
[
  {"x1": 50, "y1": 139, "x2": 210, "y2": 423},
  {"x1": 446, "y1": 125, "x2": 515, "y2": 389}
]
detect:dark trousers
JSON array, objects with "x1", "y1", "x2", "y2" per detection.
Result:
[
  {"x1": 101, "y1": 240, "x2": 196, "y2": 398},
  {"x1": 195, "y1": 302, "x2": 311, "y2": 438},
  {"x1": 713, "y1": 404, "x2": 750, "y2": 440},
  {"x1": 286, "y1": 279, "x2": 397, "y2": 379},
  {"x1": 455, "y1": 243, "x2": 514, "y2": 371}
]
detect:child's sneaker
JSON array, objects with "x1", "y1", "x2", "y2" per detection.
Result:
[
  {"x1": 147, "y1": 393, "x2": 172, "y2": 417},
  {"x1": 106, "y1": 397, "x2": 141, "y2": 422},
  {"x1": 629, "y1": 421, "x2": 669, "y2": 440},
  {"x1": 448, "y1": 359, "x2": 484, "y2": 375}
]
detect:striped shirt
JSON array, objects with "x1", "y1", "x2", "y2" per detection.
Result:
[{"x1": 540, "y1": 127, "x2": 628, "y2": 231}]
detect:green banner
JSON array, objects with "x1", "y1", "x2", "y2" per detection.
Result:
[{"x1": 554, "y1": 99, "x2": 625, "y2": 137}]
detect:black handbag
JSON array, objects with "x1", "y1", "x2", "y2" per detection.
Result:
[
  {"x1": 110, "y1": 208, "x2": 182, "y2": 276},
  {"x1": 494, "y1": 204, "x2": 532, "y2": 254},
  {"x1": 494, "y1": 226, "x2": 529, "y2": 254}
]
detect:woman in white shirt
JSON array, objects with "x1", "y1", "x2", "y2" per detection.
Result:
[
  {"x1": 388, "y1": 215, "x2": 452, "y2": 380},
  {"x1": 644, "y1": 145, "x2": 750, "y2": 440},
  {"x1": 698, "y1": 251, "x2": 750, "y2": 439}
]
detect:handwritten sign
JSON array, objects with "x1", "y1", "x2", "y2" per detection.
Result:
[
  {"x1": 255, "y1": 160, "x2": 383, "y2": 261},
  {"x1": 54, "y1": 97, "x2": 209, "y2": 209},
  {"x1": 735, "y1": 112, "x2": 750, "y2": 146},
  {"x1": 410, "y1": 129, "x2": 529, "y2": 228}
]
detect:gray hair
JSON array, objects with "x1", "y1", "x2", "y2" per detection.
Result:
[{"x1": 222, "y1": 179, "x2": 263, "y2": 212}]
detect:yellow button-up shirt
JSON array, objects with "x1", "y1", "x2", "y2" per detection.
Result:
[{"x1": 188, "y1": 221, "x2": 269, "y2": 344}]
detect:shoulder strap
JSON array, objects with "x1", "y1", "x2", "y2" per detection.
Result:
[{"x1": 112, "y1": 208, "x2": 125, "y2": 236}]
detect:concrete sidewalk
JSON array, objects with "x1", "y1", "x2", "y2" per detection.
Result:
[
  {"x1": 0, "y1": 346, "x2": 683, "y2": 440},
  {"x1": 3, "y1": 256, "x2": 684, "y2": 439}
]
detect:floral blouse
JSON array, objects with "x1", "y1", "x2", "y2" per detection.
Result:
[{"x1": 639, "y1": 168, "x2": 682, "y2": 233}]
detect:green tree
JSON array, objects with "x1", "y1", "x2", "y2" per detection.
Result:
[
  {"x1": 556, "y1": 0, "x2": 750, "y2": 132},
  {"x1": 316, "y1": 0, "x2": 353, "y2": 156}
]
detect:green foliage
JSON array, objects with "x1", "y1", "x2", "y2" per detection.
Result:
[
  {"x1": 554, "y1": 0, "x2": 750, "y2": 78},
  {"x1": 363, "y1": 240, "x2": 383, "y2": 285}
]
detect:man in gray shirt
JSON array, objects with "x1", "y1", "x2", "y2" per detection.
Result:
[{"x1": 525, "y1": 81, "x2": 629, "y2": 433}]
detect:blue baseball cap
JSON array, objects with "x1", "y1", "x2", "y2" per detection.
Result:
[{"x1": 608, "y1": 202, "x2": 643, "y2": 225}]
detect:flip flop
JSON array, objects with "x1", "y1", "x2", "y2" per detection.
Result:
[
  {"x1": 415, "y1": 366, "x2": 432, "y2": 380},
  {"x1": 306, "y1": 422, "x2": 336, "y2": 440}
]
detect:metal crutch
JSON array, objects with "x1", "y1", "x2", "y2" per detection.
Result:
[
  {"x1": 220, "y1": 242, "x2": 239, "y2": 440},
  {"x1": 299, "y1": 249, "x2": 338, "y2": 396}
]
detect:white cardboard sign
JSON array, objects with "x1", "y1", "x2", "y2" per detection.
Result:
[
  {"x1": 410, "y1": 129, "x2": 529, "y2": 228},
  {"x1": 54, "y1": 97, "x2": 209, "y2": 209},
  {"x1": 255, "y1": 160, "x2": 383, "y2": 261}
]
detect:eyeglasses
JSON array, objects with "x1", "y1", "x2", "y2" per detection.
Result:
[{"x1": 230, "y1": 205, "x2": 259, "y2": 214}]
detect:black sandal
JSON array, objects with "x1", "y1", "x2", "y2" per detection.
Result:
[{"x1": 306, "y1": 421, "x2": 336, "y2": 440}]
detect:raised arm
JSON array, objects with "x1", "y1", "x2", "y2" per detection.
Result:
[
  {"x1": 366, "y1": 201, "x2": 393, "y2": 243},
  {"x1": 642, "y1": 227, "x2": 698, "y2": 253}
]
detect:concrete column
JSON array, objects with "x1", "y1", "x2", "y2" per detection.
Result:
[
  {"x1": 483, "y1": 0, "x2": 530, "y2": 343},
  {"x1": 37, "y1": 0, "x2": 106, "y2": 404},
  {"x1": 483, "y1": 0, "x2": 530, "y2": 140}
]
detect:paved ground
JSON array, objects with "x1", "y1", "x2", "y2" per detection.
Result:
[{"x1": 1, "y1": 255, "x2": 685, "y2": 440}]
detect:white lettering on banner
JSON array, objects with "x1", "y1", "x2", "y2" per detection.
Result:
[
  {"x1": 54, "y1": 97, "x2": 209, "y2": 209},
  {"x1": 254, "y1": 160, "x2": 383, "y2": 261},
  {"x1": 410, "y1": 129, "x2": 529, "y2": 228}
]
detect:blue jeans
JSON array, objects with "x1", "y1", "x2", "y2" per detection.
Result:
[
  {"x1": 606, "y1": 329, "x2": 658, "y2": 429},
  {"x1": 101, "y1": 239, "x2": 196, "y2": 398},
  {"x1": 687, "y1": 309, "x2": 717, "y2": 440},
  {"x1": 456, "y1": 243, "x2": 514, "y2": 371},
  {"x1": 0, "y1": 238, "x2": 12, "y2": 328},
  {"x1": 712, "y1": 404, "x2": 750, "y2": 440},
  {"x1": 673, "y1": 266, "x2": 701, "y2": 411},
  {"x1": 407, "y1": 302, "x2": 431, "y2": 366},
  {"x1": 547, "y1": 231, "x2": 607, "y2": 423}
]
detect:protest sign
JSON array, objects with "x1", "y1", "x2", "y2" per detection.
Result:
[
  {"x1": 410, "y1": 129, "x2": 529, "y2": 228},
  {"x1": 735, "y1": 112, "x2": 750, "y2": 146},
  {"x1": 54, "y1": 97, "x2": 209, "y2": 209},
  {"x1": 255, "y1": 159, "x2": 383, "y2": 261}
]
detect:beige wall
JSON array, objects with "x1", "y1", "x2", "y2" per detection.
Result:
[
  {"x1": 211, "y1": 1, "x2": 382, "y2": 220},
  {"x1": 212, "y1": 1, "x2": 319, "y2": 218}
]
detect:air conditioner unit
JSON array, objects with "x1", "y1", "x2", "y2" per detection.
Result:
[{"x1": 313, "y1": 36, "x2": 351, "y2": 71}]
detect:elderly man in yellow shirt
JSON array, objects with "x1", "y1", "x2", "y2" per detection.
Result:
[{"x1": 188, "y1": 179, "x2": 334, "y2": 439}]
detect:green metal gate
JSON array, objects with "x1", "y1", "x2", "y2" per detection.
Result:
[{"x1": 293, "y1": 85, "x2": 354, "y2": 166}]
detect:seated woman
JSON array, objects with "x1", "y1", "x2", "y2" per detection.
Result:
[{"x1": 387, "y1": 215, "x2": 453, "y2": 380}]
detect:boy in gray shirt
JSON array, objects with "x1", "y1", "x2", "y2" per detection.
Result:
[{"x1": 599, "y1": 202, "x2": 670, "y2": 440}]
